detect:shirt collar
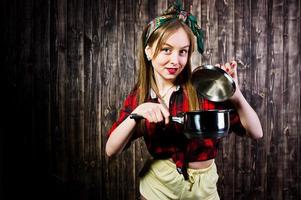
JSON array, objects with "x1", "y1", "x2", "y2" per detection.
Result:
[{"x1": 149, "y1": 85, "x2": 181, "y2": 99}]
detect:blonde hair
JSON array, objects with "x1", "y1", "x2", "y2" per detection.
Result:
[{"x1": 136, "y1": 19, "x2": 199, "y2": 111}]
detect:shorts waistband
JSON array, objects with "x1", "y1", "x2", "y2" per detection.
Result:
[{"x1": 162, "y1": 159, "x2": 215, "y2": 174}]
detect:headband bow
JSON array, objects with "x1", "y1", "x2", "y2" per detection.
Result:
[{"x1": 145, "y1": 0, "x2": 204, "y2": 54}]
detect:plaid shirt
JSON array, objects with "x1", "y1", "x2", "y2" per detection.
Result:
[{"x1": 108, "y1": 86, "x2": 245, "y2": 178}]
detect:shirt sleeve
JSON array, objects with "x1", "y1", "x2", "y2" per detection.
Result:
[{"x1": 107, "y1": 90, "x2": 142, "y2": 147}]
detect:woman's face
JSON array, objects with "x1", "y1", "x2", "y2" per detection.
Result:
[{"x1": 146, "y1": 27, "x2": 190, "y2": 84}]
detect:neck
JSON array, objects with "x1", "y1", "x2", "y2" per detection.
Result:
[
  {"x1": 156, "y1": 80, "x2": 175, "y2": 100},
  {"x1": 153, "y1": 73, "x2": 174, "y2": 92}
]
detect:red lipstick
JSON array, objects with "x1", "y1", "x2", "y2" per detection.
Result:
[{"x1": 167, "y1": 68, "x2": 177, "y2": 74}]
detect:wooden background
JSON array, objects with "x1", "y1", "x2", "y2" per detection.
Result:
[{"x1": 2, "y1": 0, "x2": 301, "y2": 199}]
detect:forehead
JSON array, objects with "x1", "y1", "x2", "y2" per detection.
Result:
[{"x1": 162, "y1": 28, "x2": 190, "y2": 47}]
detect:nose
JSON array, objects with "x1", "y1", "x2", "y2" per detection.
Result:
[{"x1": 170, "y1": 52, "x2": 180, "y2": 65}]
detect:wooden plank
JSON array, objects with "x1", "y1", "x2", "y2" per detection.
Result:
[
  {"x1": 50, "y1": 0, "x2": 69, "y2": 182},
  {"x1": 101, "y1": 0, "x2": 120, "y2": 199},
  {"x1": 190, "y1": 0, "x2": 202, "y2": 69},
  {"x1": 200, "y1": 0, "x2": 219, "y2": 65},
  {"x1": 266, "y1": 0, "x2": 285, "y2": 199},
  {"x1": 84, "y1": 0, "x2": 93, "y2": 162},
  {"x1": 98, "y1": 0, "x2": 106, "y2": 198},
  {"x1": 292, "y1": 0, "x2": 301, "y2": 199},
  {"x1": 90, "y1": 0, "x2": 102, "y2": 199},
  {"x1": 282, "y1": 0, "x2": 301, "y2": 199},
  {"x1": 116, "y1": 0, "x2": 137, "y2": 198},
  {"x1": 78, "y1": 0, "x2": 101, "y2": 198},
  {"x1": 67, "y1": 0, "x2": 85, "y2": 183},
  {"x1": 249, "y1": 0, "x2": 269, "y2": 199}
]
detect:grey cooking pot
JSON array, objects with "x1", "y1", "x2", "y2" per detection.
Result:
[
  {"x1": 130, "y1": 109, "x2": 232, "y2": 139},
  {"x1": 191, "y1": 64, "x2": 236, "y2": 102}
]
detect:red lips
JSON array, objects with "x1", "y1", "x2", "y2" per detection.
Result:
[{"x1": 167, "y1": 68, "x2": 177, "y2": 74}]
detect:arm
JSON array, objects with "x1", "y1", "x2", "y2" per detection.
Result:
[
  {"x1": 105, "y1": 102, "x2": 170, "y2": 157},
  {"x1": 105, "y1": 116, "x2": 137, "y2": 157},
  {"x1": 230, "y1": 89, "x2": 263, "y2": 139},
  {"x1": 222, "y1": 61, "x2": 263, "y2": 139}
]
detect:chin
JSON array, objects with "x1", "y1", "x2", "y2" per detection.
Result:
[{"x1": 164, "y1": 74, "x2": 178, "y2": 80}]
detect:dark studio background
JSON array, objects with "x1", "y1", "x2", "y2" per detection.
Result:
[{"x1": 2, "y1": 0, "x2": 301, "y2": 200}]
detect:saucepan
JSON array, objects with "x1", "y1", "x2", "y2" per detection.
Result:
[{"x1": 130, "y1": 109, "x2": 232, "y2": 139}]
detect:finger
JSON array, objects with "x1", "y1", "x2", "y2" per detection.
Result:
[
  {"x1": 230, "y1": 60, "x2": 237, "y2": 69},
  {"x1": 145, "y1": 110, "x2": 155, "y2": 123},
  {"x1": 229, "y1": 61, "x2": 238, "y2": 77},
  {"x1": 224, "y1": 63, "x2": 232, "y2": 74},
  {"x1": 163, "y1": 111, "x2": 170, "y2": 124},
  {"x1": 159, "y1": 105, "x2": 170, "y2": 124},
  {"x1": 225, "y1": 62, "x2": 231, "y2": 69},
  {"x1": 150, "y1": 110, "x2": 159, "y2": 123},
  {"x1": 154, "y1": 108, "x2": 163, "y2": 122}
]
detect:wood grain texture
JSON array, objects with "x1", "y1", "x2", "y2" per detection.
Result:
[{"x1": 3, "y1": 0, "x2": 301, "y2": 199}]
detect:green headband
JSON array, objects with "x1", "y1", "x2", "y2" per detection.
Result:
[{"x1": 145, "y1": 0, "x2": 205, "y2": 54}]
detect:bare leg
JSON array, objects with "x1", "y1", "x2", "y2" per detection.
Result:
[{"x1": 140, "y1": 195, "x2": 147, "y2": 200}]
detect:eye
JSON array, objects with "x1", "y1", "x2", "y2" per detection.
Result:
[
  {"x1": 161, "y1": 47, "x2": 171, "y2": 54},
  {"x1": 179, "y1": 49, "x2": 188, "y2": 56}
]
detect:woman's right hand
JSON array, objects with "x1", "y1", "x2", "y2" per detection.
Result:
[{"x1": 132, "y1": 102, "x2": 170, "y2": 124}]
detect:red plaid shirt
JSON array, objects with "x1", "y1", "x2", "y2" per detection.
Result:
[{"x1": 108, "y1": 86, "x2": 245, "y2": 177}]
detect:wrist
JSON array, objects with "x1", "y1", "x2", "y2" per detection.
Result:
[
  {"x1": 229, "y1": 89, "x2": 243, "y2": 107},
  {"x1": 129, "y1": 113, "x2": 143, "y2": 123}
]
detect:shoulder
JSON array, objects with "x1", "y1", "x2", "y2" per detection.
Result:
[
  {"x1": 127, "y1": 88, "x2": 139, "y2": 99},
  {"x1": 123, "y1": 88, "x2": 140, "y2": 107}
]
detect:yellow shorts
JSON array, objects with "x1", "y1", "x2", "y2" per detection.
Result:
[{"x1": 139, "y1": 159, "x2": 219, "y2": 200}]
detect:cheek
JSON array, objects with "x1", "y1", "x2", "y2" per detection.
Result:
[
  {"x1": 155, "y1": 55, "x2": 169, "y2": 66},
  {"x1": 179, "y1": 56, "x2": 188, "y2": 67},
  {"x1": 177, "y1": 67, "x2": 185, "y2": 75},
  {"x1": 176, "y1": 57, "x2": 188, "y2": 73}
]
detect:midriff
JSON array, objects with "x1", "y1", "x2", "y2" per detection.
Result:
[
  {"x1": 169, "y1": 158, "x2": 214, "y2": 169},
  {"x1": 188, "y1": 159, "x2": 214, "y2": 169}
]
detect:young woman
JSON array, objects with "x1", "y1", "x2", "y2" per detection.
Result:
[{"x1": 106, "y1": 1, "x2": 263, "y2": 199}]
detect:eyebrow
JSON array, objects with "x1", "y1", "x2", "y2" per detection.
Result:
[{"x1": 163, "y1": 43, "x2": 190, "y2": 49}]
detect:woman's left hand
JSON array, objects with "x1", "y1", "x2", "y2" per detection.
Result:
[
  {"x1": 221, "y1": 60, "x2": 238, "y2": 85},
  {"x1": 215, "y1": 59, "x2": 238, "y2": 84}
]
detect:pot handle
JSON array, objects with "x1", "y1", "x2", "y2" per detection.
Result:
[
  {"x1": 171, "y1": 116, "x2": 184, "y2": 124},
  {"x1": 129, "y1": 113, "x2": 184, "y2": 124},
  {"x1": 129, "y1": 113, "x2": 144, "y2": 120}
]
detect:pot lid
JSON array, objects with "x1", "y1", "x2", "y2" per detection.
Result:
[{"x1": 191, "y1": 64, "x2": 236, "y2": 102}]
